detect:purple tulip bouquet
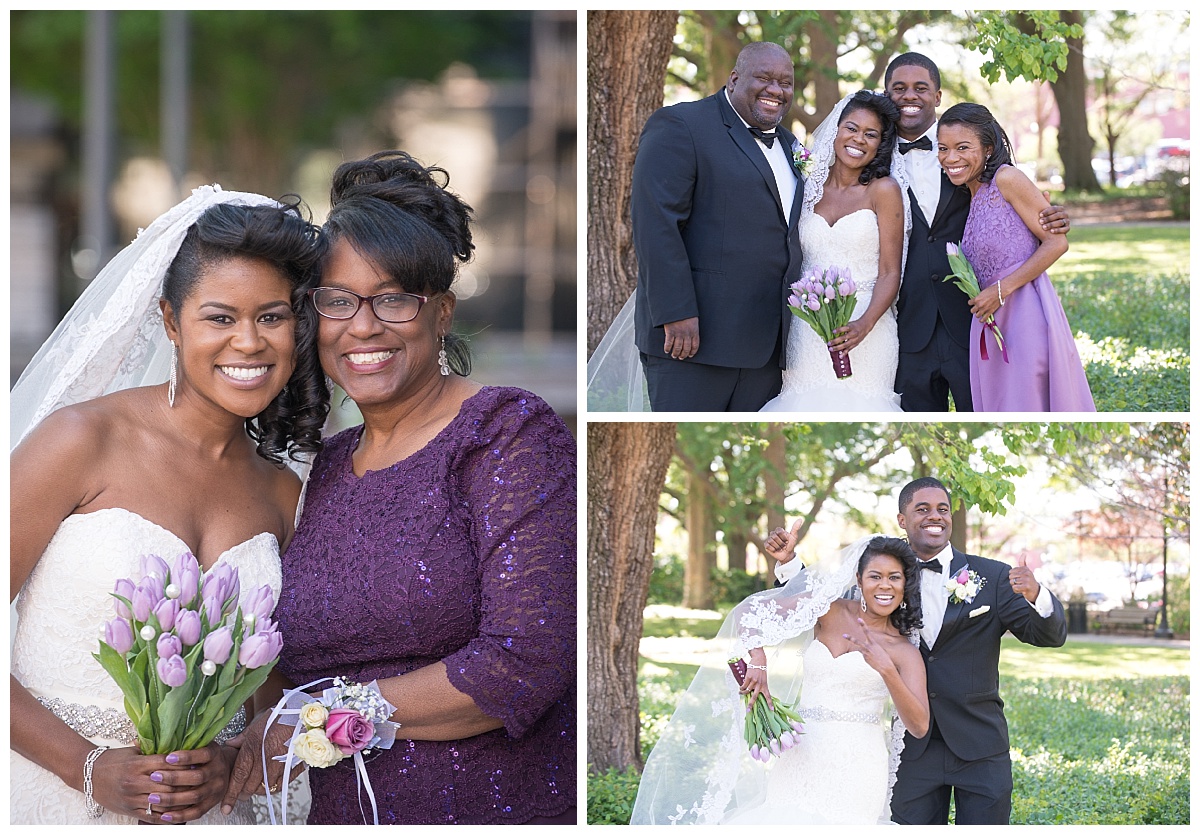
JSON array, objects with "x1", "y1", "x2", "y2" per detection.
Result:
[
  {"x1": 727, "y1": 658, "x2": 805, "y2": 763},
  {"x1": 787, "y1": 265, "x2": 858, "y2": 378},
  {"x1": 94, "y1": 554, "x2": 282, "y2": 754}
]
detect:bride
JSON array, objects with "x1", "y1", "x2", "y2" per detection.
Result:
[
  {"x1": 10, "y1": 187, "x2": 326, "y2": 823},
  {"x1": 761, "y1": 90, "x2": 908, "y2": 412},
  {"x1": 587, "y1": 91, "x2": 911, "y2": 412},
  {"x1": 630, "y1": 535, "x2": 929, "y2": 824}
]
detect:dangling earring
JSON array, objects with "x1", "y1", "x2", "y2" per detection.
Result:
[
  {"x1": 859, "y1": 587, "x2": 867, "y2": 613},
  {"x1": 900, "y1": 601, "x2": 908, "y2": 610},
  {"x1": 168, "y1": 342, "x2": 178, "y2": 407},
  {"x1": 438, "y1": 335, "x2": 450, "y2": 377}
]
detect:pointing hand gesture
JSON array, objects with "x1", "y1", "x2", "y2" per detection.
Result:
[
  {"x1": 1009, "y1": 552, "x2": 1040, "y2": 604},
  {"x1": 763, "y1": 519, "x2": 802, "y2": 564},
  {"x1": 843, "y1": 618, "x2": 898, "y2": 679}
]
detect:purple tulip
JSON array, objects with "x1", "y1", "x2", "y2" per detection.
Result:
[
  {"x1": 201, "y1": 594, "x2": 223, "y2": 629},
  {"x1": 788, "y1": 293, "x2": 802, "y2": 308},
  {"x1": 157, "y1": 632, "x2": 182, "y2": 659},
  {"x1": 112, "y1": 578, "x2": 135, "y2": 619},
  {"x1": 749, "y1": 744, "x2": 761, "y2": 761},
  {"x1": 770, "y1": 738, "x2": 781, "y2": 756},
  {"x1": 175, "y1": 610, "x2": 202, "y2": 646},
  {"x1": 140, "y1": 554, "x2": 171, "y2": 583},
  {"x1": 156, "y1": 654, "x2": 188, "y2": 687},
  {"x1": 806, "y1": 297, "x2": 820, "y2": 312},
  {"x1": 153, "y1": 597, "x2": 180, "y2": 632},
  {"x1": 254, "y1": 615, "x2": 277, "y2": 635},
  {"x1": 779, "y1": 731, "x2": 795, "y2": 749},
  {"x1": 238, "y1": 631, "x2": 283, "y2": 669},
  {"x1": 203, "y1": 625, "x2": 234, "y2": 665},
  {"x1": 791, "y1": 720, "x2": 804, "y2": 733},
  {"x1": 130, "y1": 585, "x2": 155, "y2": 622},
  {"x1": 824, "y1": 284, "x2": 836, "y2": 301},
  {"x1": 202, "y1": 563, "x2": 240, "y2": 616},
  {"x1": 838, "y1": 279, "x2": 856, "y2": 297},
  {"x1": 243, "y1": 585, "x2": 275, "y2": 622},
  {"x1": 172, "y1": 552, "x2": 201, "y2": 606},
  {"x1": 105, "y1": 617, "x2": 135, "y2": 654},
  {"x1": 946, "y1": 242, "x2": 960, "y2": 257}
]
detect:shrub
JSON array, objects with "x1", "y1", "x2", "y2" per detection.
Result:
[
  {"x1": 1158, "y1": 167, "x2": 1190, "y2": 219},
  {"x1": 710, "y1": 567, "x2": 767, "y2": 605},
  {"x1": 587, "y1": 765, "x2": 642, "y2": 824},
  {"x1": 646, "y1": 551, "x2": 685, "y2": 605}
]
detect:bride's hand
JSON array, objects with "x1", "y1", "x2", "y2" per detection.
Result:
[
  {"x1": 843, "y1": 618, "x2": 898, "y2": 679},
  {"x1": 739, "y1": 654, "x2": 773, "y2": 711},
  {"x1": 90, "y1": 743, "x2": 232, "y2": 824},
  {"x1": 829, "y1": 317, "x2": 873, "y2": 353}
]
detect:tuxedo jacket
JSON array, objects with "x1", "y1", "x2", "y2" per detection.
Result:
[
  {"x1": 905, "y1": 548, "x2": 1067, "y2": 762},
  {"x1": 631, "y1": 91, "x2": 806, "y2": 369},
  {"x1": 895, "y1": 172, "x2": 974, "y2": 354}
]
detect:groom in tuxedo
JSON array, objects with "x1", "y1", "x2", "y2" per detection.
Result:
[
  {"x1": 885, "y1": 52, "x2": 1070, "y2": 411},
  {"x1": 890, "y1": 476, "x2": 1067, "y2": 825},
  {"x1": 631, "y1": 41, "x2": 805, "y2": 411}
]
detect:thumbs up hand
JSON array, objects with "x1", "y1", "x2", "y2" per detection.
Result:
[
  {"x1": 1009, "y1": 551, "x2": 1039, "y2": 603},
  {"x1": 764, "y1": 519, "x2": 803, "y2": 564}
]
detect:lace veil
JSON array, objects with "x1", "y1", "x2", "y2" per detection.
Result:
[
  {"x1": 629, "y1": 534, "x2": 912, "y2": 825},
  {"x1": 10, "y1": 185, "x2": 281, "y2": 451}
]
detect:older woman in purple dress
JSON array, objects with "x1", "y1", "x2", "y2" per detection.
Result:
[
  {"x1": 937, "y1": 103, "x2": 1095, "y2": 412},
  {"x1": 224, "y1": 151, "x2": 577, "y2": 824}
]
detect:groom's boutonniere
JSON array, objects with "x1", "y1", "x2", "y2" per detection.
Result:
[
  {"x1": 946, "y1": 566, "x2": 985, "y2": 605},
  {"x1": 791, "y1": 140, "x2": 813, "y2": 177}
]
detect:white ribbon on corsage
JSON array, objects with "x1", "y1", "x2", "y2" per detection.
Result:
[{"x1": 261, "y1": 677, "x2": 400, "y2": 825}]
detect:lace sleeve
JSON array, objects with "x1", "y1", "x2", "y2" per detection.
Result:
[{"x1": 442, "y1": 391, "x2": 577, "y2": 738}]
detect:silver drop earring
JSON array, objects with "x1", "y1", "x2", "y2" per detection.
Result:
[
  {"x1": 901, "y1": 601, "x2": 908, "y2": 610},
  {"x1": 168, "y1": 342, "x2": 178, "y2": 407},
  {"x1": 438, "y1": 335, "x2": 450, "y2": 377},
  {"x1": 859, "y1": 587, "x2": 867, "y2": 613}
]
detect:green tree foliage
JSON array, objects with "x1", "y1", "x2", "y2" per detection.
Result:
[{"x1": 966, "y1": 10, "x2": 1083, "y2": 84}]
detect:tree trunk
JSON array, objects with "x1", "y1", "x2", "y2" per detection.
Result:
[
  {"x1": 758, "y1": 424, "x2": 787, "y2": 574},
  {"x1": 1045, "y1": 10, "x2": 1102, "y2": 191},
  {"x1": 682, "y1": 467, "x2": 716, "y2": 610},
  {"x1": 586, "y1": 421, "x2": 677, "y2": 773},
  {"x1": 586, "y1": 10, "x2": 677, "y2": 356},
  {"x1": 802, "y1": 11, "x2": 842, "y2": 136}
]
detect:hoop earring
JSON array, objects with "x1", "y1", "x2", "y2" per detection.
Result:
[
  {"x1": 168, "y1": 342, "x2": 178, "y2": 407},
  {"x1": 438, "y1": 335, "x2": 450, "y2": 377}
]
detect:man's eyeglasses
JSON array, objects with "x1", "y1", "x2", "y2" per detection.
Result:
[{"x1": 307, "y1": 288, "x2": 433, "y2": 324}]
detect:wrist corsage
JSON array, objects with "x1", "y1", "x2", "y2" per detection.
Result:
[
  {"x1": 946, "y1": 567, "x2": 985, "y2": 605},
  {"x1": 263, "y1": 677, "x2": 400, "y2": 824}
]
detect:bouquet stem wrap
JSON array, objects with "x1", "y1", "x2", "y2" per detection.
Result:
[
  {"x1": 829, "y1": 348, "x2": 852, "y2": 379},
  {"x1": 263, "y1": 678, "x2": 399, "y2": 825}
]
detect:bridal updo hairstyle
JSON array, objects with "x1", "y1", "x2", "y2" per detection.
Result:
[
  {"x1": 162, "y1": 197, "x2": 329, "y2": 464},
  {"x1": 838, "y1": 90, "x2": 901, "y2": 185},
  {"x1": 857, "y1": 535, "x2": 923, "y2": 636},
  {"x1": 938, "y1": 102, "x2": 1015, "y2": 185},
  {"x1": 322, "y1": 150, "x2": 475, "y2": 376}
]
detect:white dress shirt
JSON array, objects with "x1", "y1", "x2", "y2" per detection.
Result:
[
  {"x1": 726, "y1": 90, "x2": 797, "y2": 221},
  {"x1": 900, "y1": 121, "x2": 942, "y2": 225}
]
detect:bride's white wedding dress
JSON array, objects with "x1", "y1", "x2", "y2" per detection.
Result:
[
  {"x1": 10, "y1": 508, "x2": 279, "y2": 825},
  {"x1": 761, "y1": 208, "x2": 902, "y2": 412},
  {"x1": 723, "y1": 639, "x2": 892, "y2": 825}
]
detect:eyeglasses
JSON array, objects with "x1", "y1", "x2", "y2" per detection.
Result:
[{"x1": 307, "y1": 287, "x2": 433, "y2": 324}]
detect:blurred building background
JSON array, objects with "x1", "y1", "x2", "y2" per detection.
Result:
[{"x1": 10, "y1": 10, "x2": 577, "y2": 430}]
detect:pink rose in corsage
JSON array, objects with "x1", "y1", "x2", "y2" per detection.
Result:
[
  {"x1": 946, "y1": 567, "x2": 985, "y2": 605},
  {"x1": 326, "y1": 707, "x2": 376, "y2": 755},
  {"x1": 791, "y1": 140, "x2": 814, "y2": 178}
]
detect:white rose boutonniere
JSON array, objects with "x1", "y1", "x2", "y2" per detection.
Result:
[
  {"x1": 946, "y1": 566, "x2": 986, "y2": 605},
  {"x1": 792, "y1": 140, "x2": 814, "y2": 177}
]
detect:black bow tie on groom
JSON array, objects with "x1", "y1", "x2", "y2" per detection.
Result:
[
  {"x1": 898, "y1": 136, "x2": 933, "y2": 154},
  {"x1": 919, "y1": 558, "x2": 943, "y2": 572},
  {"x1": 748, "y1": 126, "x2": 781, "y2": 148}
]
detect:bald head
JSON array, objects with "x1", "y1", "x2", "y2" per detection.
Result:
[
  {"x1": 726, "y1": 42, "x2": 794, "y2": 130},
  {"x1": 733, "y1": 41, "x2": 792, "y2": 75}
]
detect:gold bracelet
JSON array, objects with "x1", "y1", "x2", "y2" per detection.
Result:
[{"x1": 997, "y1": 281, "x2": 1005, "y2": 306}]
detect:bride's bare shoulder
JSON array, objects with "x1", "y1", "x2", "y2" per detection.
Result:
[{"x1": 17, "y1": 387, "x2": 161, "y2": 458}]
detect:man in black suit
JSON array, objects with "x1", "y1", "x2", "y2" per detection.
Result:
[
  {"x1": 631, "y1": 42, "x2": 805, "y2": 411},
  {"x1": 885, "y1": 53, "x2": 1070, "y2": 412},
  {"x1": 890, "y1": 476, "x2": 1067, "y2": 825}
]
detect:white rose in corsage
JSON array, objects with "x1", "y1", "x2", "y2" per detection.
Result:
[
  {"x1": 293, "y1": 728, "x2": 344, "y2": 768},
  {"x1": 299, "y1": 701, "x2": 329, "y2": 730},
  {"x1": 946, "y1": 566, "x2": 986, "y2": 605}
]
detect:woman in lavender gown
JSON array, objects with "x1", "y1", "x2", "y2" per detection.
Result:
[
  {"x1": 937, "y1": 103, "x2": 1095, "y2": 411},
  {"x1": 225, "y1": 151, "x2": 577, "y2": 824}
]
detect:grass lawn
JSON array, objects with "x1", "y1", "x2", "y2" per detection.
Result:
[
  {"x1": 1053, "y1": 223, "x2": 1189, "y2": 411},
  {"x1": 588, "y1": 611, "x2": 1191, "y2": 825}
]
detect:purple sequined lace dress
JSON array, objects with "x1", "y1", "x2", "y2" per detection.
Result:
[
  {"x1": 276, "y1": 387, "x2": 577, "y2": 824},
  {"x1": 962, "y1": 170, "x2": 1095, "y2": 411}
]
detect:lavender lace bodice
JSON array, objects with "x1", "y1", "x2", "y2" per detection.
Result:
[
  {"x1": 961, "y1": 173, "x2": 1037, "y2": 289},
  {"x1": 276, "y1": 386, "x2": 577, "y2": 824}
]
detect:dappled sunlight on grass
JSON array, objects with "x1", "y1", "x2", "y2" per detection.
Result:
[{"x1": 999, "y1": 636, "x2": 1189, "y2": 679}]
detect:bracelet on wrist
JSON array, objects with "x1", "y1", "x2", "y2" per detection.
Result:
[
  {"x1": 746, "y1": 663, "x2": 768, "y2": 671},
  {"x1": 997, "y1": 281, "x2": 1005, "y2": 306},
  {"x1": 84, "y1": 745, "x2": 109, "y2": 818}
]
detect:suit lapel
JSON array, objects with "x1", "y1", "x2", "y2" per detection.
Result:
[
  {"x1": 928, "y1": 172, "x2": 960, "y2": 231},
  {"x1": 718, "y1": 91, "x2": 787, "y2": 223},
  {"x1": 932, "y1": 548, "x2": 970, "y2": 650},
  {"x1": 778, "y1": 125, "x2": 805, "y2": 230}
]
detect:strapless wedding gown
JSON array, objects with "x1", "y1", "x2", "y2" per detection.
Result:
[
  {"x1": 723, "y1": 639, "x2": 892, "y2": 825},
  {"x1": 10, "y1": 508, "x2": 280, "y2": 825},
  {"x1": 761, "y1": 209, "x2": 902, "y2": 412}
]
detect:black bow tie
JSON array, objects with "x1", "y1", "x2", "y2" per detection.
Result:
[
  {"x1": 919, "y1": 558, "x2": 943, "y2": 572},
  {"x1": 899, "y1": 136, "x2": 933, "y2": 154},
  {"x1": 748, "y1": 126, "x2": 780, "y2": 148}
]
